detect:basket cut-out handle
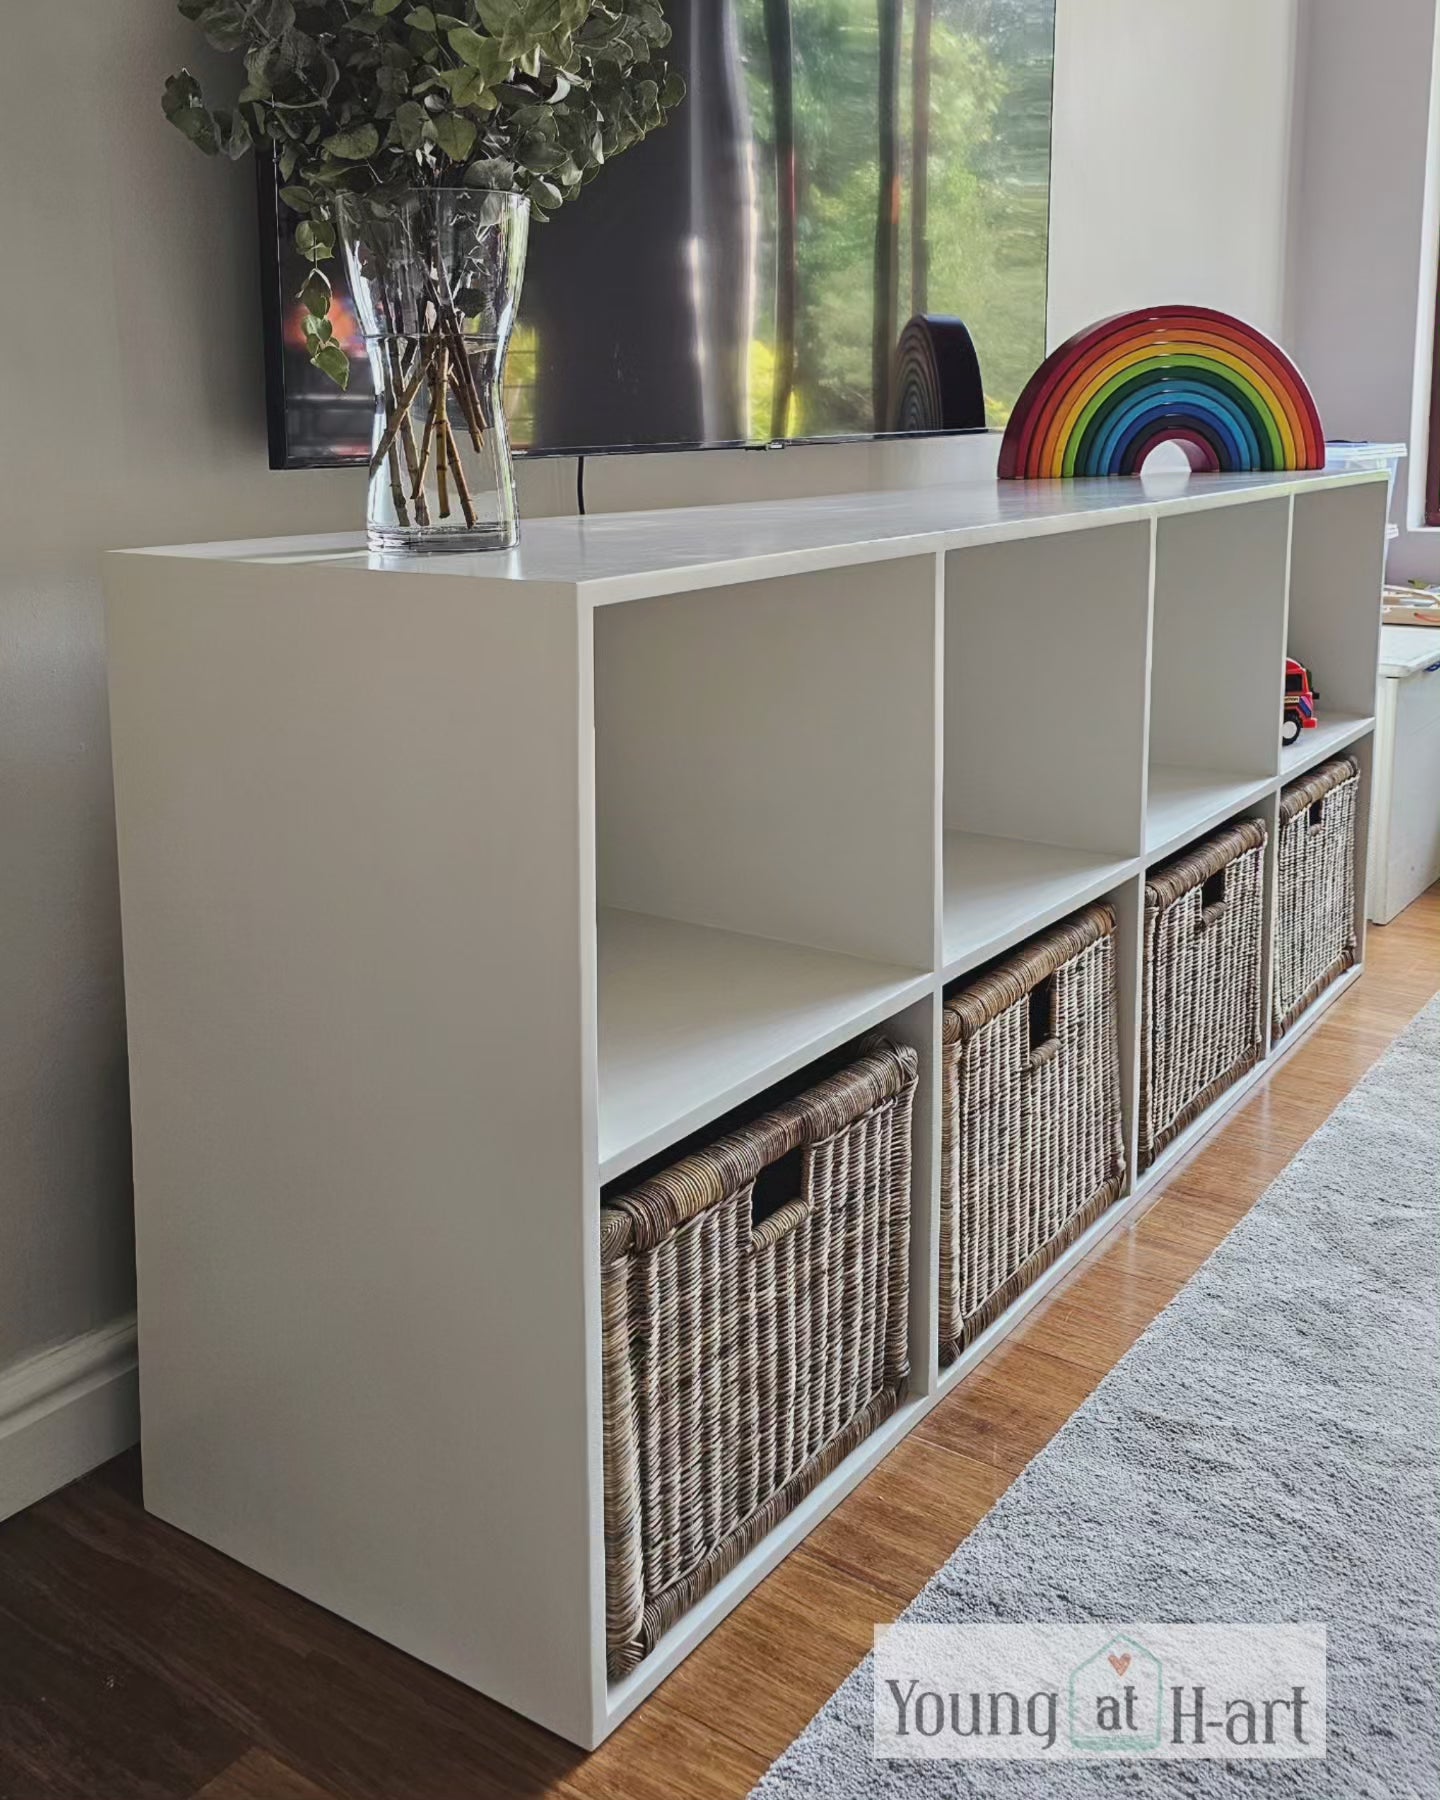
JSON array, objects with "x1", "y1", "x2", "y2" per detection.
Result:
[
  {"x1": 747, "y1": 1143, "x2": 813, "y2": 1252},
  {"x1": 1197, "y1": 867, "x2": 1228, "y2": 931},
  {"x1": 1308, "y1": 796, "x2": 1327, "y2": 831},
  {"x1": 1025, "y1": 973, "x2": 1059, "y2": 1069}
]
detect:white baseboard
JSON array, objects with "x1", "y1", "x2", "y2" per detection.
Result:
[{"x1": 0, "y1": 1315, "x2": 139, "y2": 1523}]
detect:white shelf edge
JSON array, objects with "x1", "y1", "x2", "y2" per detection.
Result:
[
  {"x1": 941, "y1": 845, "x2": 1141, "y2": 983},
  {"x1": 1144, "y1": 770, "x2": 1278, "y2": 863},
  {"x1": 1278, "y1": 713, "x2": 1375, "y2": 783},
  {"x1": 600, "y1": 954, "x2": 1362, "y2": 1735},
  {"x1": 597, "y1": 917, "x2": 934, "y2": 1185}
]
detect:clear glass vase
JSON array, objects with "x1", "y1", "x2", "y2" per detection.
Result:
[{"x1": 335, "y1": 189, "x2": 529, "y2": 554}]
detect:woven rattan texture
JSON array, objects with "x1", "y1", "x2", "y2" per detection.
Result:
[
  {"x1": 939, "y1": 904, "x2": 1127, "y2": 1367},
  {"x1": 1141, "y1": 819, "x2": 1267, "y2": 1169},
  {"x1": 600, "y1": 1040, "x2": 917, "y2": 1678},
  {"x1": 1274, "y1": 757, "x2": 1360, "y2": 1039}
]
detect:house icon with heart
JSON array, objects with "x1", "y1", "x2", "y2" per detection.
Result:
[{"x1": 1067, "y1": 1633, "x2": 1164, "y2": 1752}]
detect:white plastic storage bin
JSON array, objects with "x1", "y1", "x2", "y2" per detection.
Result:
[
  {"x1": 1325, "y1": 442, "x2": 1406, "y2": 541},
  {"x1": 1370, "y1": 626, "x2": 1440, "y2": 923}
]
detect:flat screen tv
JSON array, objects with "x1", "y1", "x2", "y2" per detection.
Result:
[{"x1": 259, "y1": 0, "x2": 1055, "y2": 469}]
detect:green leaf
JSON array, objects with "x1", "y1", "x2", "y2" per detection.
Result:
[
  {"x1": 294, "y1": 217, "x2": 335, "y2": 260},
  {"x1": 311, "y1": 341, "x2": 351, "y2": 389},
  {"x1": 463, "y1": 155, "x2": 515, "y2": 190},
  {"x1": 447, "y1": 26, "x2": 508, "y2": 82},
  {"x1": 448, "y1": 22, "x2": 486, "y2": 60},
  {"x1": 517, "y1": 132, "x2": 565, "y2": 172},
  {"x1": 322, "y1": 124, "x2": 380, "y2": 160},
  {"x1": 432, "y1": 112, "x2": 477, "y2": 161},
  {"x1": 298, "y1": 265, "x2": 332, "y2": 316},
  {"x1": 212, "y1": 107, "x2": 252, "y2": 161},
  {"x1": 393, "y1": 99, "x2": 428, "y2": 150},
  {"x1": 473, "y1": 0, "x2": 520, "y2": 31},
  {"x1": 161, "y1": 71, "x2": 219, "y2": 155},
  {"x1": 278, "y1": 184, "x2": 312, "y2": 213},
  {"x1": 181, "y1": 2, "x2": 249, "y2": 54},
  {"x1": 372, "y1": 0, "x2": 405, "y2": 11},
  {"x1": 405, "y1": 6, "x2": 439, "y2": 30},
  {"x1": 432, "y1": 63, "x2": 495, "y2": 108}
]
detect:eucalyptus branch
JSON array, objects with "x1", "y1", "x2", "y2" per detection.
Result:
[{"x1": 164, "y1": 1, "x2": 685, "y2": 389}]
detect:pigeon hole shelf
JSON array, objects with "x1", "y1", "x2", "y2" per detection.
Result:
[{"x1": 104, "y1": 460, "x2": 1386, "y2": 1748}]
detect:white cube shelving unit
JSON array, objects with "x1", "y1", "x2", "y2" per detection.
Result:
[{"x1": 104, "y1": 467, "x2": 1387, "y2": 1748}]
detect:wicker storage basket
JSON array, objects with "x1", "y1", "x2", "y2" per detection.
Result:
[
  {"x1": 600, "y1": 1039, "x2": 917, "y2": 1679},
  {"x1": 940, "y1": 905, "x2": 1127, "y2": 1366},
  {"x1": 1274, "y1": 757, "x2": 1360, "y2": 1039},
  {"x1": 1141, "y1": 818, "x2": 1267, "y2": 1169}
]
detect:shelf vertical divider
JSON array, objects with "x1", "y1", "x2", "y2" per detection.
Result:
[{"x1": 906, "y1": 549, "x2": 946, "y2": 1401}]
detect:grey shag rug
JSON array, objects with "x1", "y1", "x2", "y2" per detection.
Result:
[{"x1": 751, "y1": 995, "x2": 1440, "y2": 1799}]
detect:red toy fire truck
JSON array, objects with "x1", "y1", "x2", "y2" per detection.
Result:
[{"x1": 1283, "y1": 658, "x2": 1318, "y2": 746}]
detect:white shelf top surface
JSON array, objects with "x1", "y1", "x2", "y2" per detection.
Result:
[
  {"x1": 1279, "y1": 711, "x2": 1374, "y2": 781},
  {"x1": 596, "y1": 908, "x2": 928, "y2": 1185},
  {"x1": 942, "y1": 832, "x2": 1136, "y2": 978},
  {"x1": 1379, "y1": 624, "x2": 1440, "y2": 678},
  {"x1": 1145, "y1": 765, "x2": 1275, "y2": 860},
  {"x1": 121, "y1": 466, "x2": 1384, "y2": 606}
]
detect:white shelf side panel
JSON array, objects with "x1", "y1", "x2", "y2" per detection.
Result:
[
  {"x1": 104, "y1": 555, "x2": 603, "y2": 1745},
  {"x1": 1150, "y1": 496, "x2": 1291, "y2": 782},
  {"x1": 942, "y1": 832, "x2": 1138, "y2": 977},
  {"x1": 597, "y1": 910, "x2": 929, "y2": 1184},
  {"x1": 1289, "y1": 482, "x2": 1390, "y2": 718}
]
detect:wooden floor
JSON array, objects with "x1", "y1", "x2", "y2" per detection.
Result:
[{"x1": 2, "y1": 890, "x2": 1436, "y2": 1800}]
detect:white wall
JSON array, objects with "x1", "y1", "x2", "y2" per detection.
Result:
[
  {"x1": 0, "y1": 9, "x2": 361, "y2": 1422},
  {"x1": 0, "y1": 5, "x2": 584, "y2": 1512},
  {"x1": 1287, "y1": 0, "x2": 1440, "y2": 580},
  {"x1": 1047, "y1": 0, "x2": 1299, "y2": 347}
]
